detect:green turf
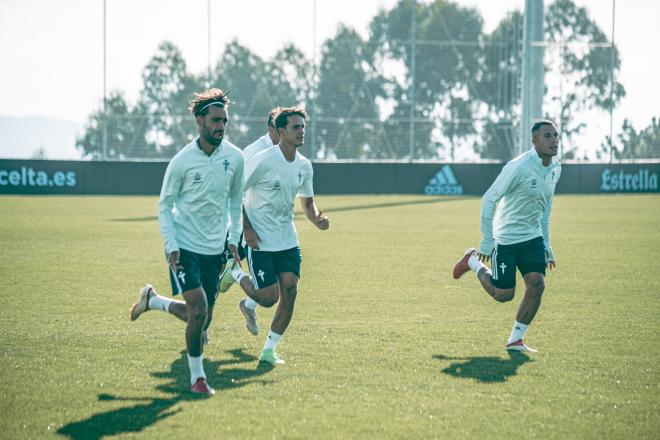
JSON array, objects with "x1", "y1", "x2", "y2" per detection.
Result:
[{"x1": 1, "y1": 194, "x2": 658, "y2": 439}]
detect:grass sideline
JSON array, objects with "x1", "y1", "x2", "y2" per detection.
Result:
[{"x1": 0, "y1": 194, "x2": 658, "y2": 439}]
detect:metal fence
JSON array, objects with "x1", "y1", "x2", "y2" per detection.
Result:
[{"x1": 76, "y1": 0, "x2": 657, "y2": 162}]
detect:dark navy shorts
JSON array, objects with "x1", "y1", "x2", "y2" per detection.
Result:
[
  {"x1": 168, "y1": 248, "x2": 226, "y2": 307},
  {"x1": 491, "y1": 237, "x2": 546, "y2": 289},
  {"x1": 246, "y1": 246, "x2": 302, "y2": 290}
]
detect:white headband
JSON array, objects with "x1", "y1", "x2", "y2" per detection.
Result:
[{"x1": 198, "y1": 101, "x2": 225, "y2": 113}]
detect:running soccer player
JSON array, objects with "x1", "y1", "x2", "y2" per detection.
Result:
[
  {"x1": 452, "y1": 120, "x2": 561, "y2": 353},
  {"x1": 218, "y1": 106, "x2": 283, "y2": 294},
  {"x1": 129, "y1": 88, "x2": 244, "y2": 395},
  {"x1": 225, "y1": 106, "x2": 329, "y2": 366}
]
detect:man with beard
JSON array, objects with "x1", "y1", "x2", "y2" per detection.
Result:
[{"x1": 129, "y1": 88, "x2": 244, "y2": 395}]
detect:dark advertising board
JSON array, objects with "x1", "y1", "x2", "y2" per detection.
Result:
[{"x1": 1, "y1": 159, "x2": 658, "y2": 195}]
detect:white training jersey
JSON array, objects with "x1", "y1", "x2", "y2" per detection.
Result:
[
  {"x1": 479, "y1": 148, "x2": 561, "y2": 258},
  {"x1": 243, "y1": 133, "x2": 275, "y2": 164},
  {"x1": 244, "y1": 145, "x2": 314, "y2": 252},
  {"x1": 158, "y1": 136, "x2": 244, "y2": 255}
]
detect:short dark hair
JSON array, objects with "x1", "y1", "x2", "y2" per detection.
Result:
[
  {"x1": 189, "y1": 88, "x2": 232, "y2": 117},
  {"x1": 275, "y1": 106, "x2": 307, "y2": 131},
  {"x1": 267, "y1": 107, "x2": 282, "y2": 128},
  {"x1": 531, "y1": 120, "x2": 555, "y2": 133}
]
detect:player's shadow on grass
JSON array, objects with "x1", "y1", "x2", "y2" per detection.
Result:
[
  {"x1": 433, "y1": 351, "x2": 531, "y2": 383},
  {"x1": 56, "y1": 348, "x2": 274, "y2": 440}
]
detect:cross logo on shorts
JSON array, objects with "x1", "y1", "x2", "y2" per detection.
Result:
[
  {"x1": 258, "y1": 269, "x2": 265, "y2": 282},
  {"x1": 499, "y1": 262, "x2": 507, "y2": 273},
  {"x1": 177, "y1": 270, "x2": 186, "y2": 284}
]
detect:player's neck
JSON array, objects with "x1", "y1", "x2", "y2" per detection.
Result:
[
  {"x1": 197, "y1": 136, "x2": 219, "y2": 156},
  {"x1": 279, "y1": 143, "x2": 297, "y2": 162}
]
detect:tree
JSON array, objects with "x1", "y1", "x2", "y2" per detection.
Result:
[
  {"x1": 599, "y1": 118, "x2": 660, "y2": 160},
  {"x1": 76, "y1": 92, "x2": 149, "y2": 160},
  {"x1": 314, "y1": 25, "x2": 389, "y2": 159},
  {"x1": 368, "y1": 0, "x2": 483, "y2": 159},
  {"x1": 545, "y1": 0, "x2": 625, "y2": 158},
  {"x1": 213, "y1": 40, "x2": 309, "y2": 149},
  {"x1": 474, "y1": 11, "x2": 522, "y2": 160},
  {"x1": 137, "y1": 41, "x2": 201, "y2": 158}
]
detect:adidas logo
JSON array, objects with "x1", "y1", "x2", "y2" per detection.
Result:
[{"x1": 424, "y1": 165, "x2": 463, "y2": 195}]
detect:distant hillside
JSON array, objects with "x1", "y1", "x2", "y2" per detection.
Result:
[{"x1": 0, "y1": 115, "x2": 84, "y2": 160}]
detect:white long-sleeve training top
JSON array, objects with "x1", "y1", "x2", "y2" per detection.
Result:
[
  {"x1": 158, "y1": 136, "x2": 244, "y2": 255},
  {"x1": 243, "y1": 145, "x2": 314, "y2": 252},
  {"x1": 479, "y1": 148, "x2": 561, "y2": 259}
]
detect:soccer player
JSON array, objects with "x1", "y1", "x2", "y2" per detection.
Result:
[
  {"x1": 218, "y1": 106, "x2": 283, "y2": 295},
  {"x1": 452, "y1": 120, "x2": 561, "y2": 353},
  {"x1": 223, "y1": 106, "x2": 329, "y2": 366},
  {"x1": 129, "y1": 88, "x2": 244, "y2": 395}
]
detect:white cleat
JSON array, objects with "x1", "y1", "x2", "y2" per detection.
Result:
[
  {"x1": 129, "y1": 284, "x2": 153, "y2": 321},
  {"x1": 505, "y1": 339, "x2": 538, "y2": 353},
  {"x1": 238, "y1": 299, "x2": 259, "y2": 336}
]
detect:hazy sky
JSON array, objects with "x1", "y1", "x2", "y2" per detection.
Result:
[{"x1": 0, "y1": 0, "x2": 658, "y2": 159}]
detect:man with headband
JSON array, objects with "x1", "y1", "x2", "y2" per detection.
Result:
[{"x1": 128, "y1": 88, "x2": 244, "y2": 395}]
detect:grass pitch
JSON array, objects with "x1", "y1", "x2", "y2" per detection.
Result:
[{"x1": 0, "y1": 194, "x2": 658, "y2": 439}]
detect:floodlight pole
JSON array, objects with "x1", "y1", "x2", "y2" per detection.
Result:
[
  {"x1": 608, "y1": 0, "x2": 616, "y2": 163},
  {"x1": 207, "y1": 0, "x2": 212, "y2": 86},
  {"x1": 409, "y1": 0, "x2": 416, "y2": 161},
  {"x1": 519, "y1": 0, "x2": 544, "y2": 157},
  {"x1": 311, "y1": 0, "x2": 317, "y2": 159},
  {"x1": 102, "y1": 0, "x2": 108, "y2": 161}
]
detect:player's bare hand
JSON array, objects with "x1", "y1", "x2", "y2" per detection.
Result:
[
  {"x1": 168, "y1": 250, "x2": 180, "y2": 272},
  {"x1": 315, "y1": 210, "x2": 330, "y2": 230},
  {"x1": 244, "y1": 227, "x2": 260, "y2": 250},
  {"x1": 547, "y1": 260, "x2": 557, "y2": 270},
  {"x1": 228, "y1": 244, "x2": 241, "y2": 268},
  {"x1": 477, "y1": 252, "x2": 491, "y2": 263}
]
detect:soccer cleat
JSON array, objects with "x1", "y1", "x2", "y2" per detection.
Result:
[
  {"x1": 453, "y1": 248, "x2": 477, "y2": 279},
  {"x1": 259, "y1": 348, "x2": 285, "y2": 365},
  {"x1": 238, "y1": 299, "x2": 259, "y2": 336},
  {"x1": 505, "y1": 339, "x2": 538, "y2": 353},
  {"x1": 190, "y1": 377, "x2": 215, "y2": 396},
  {"x1": 217, "y1": 259, "x2": 236, "y2": 293},
  {"x1": 129, "y1": 284, "x2": 153, "y2": 321},
  {"x1": 201, "y1": 330, "x2": 210, "y2": 345}
]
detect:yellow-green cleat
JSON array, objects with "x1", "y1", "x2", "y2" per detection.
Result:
[
  {"x1": 217, "y1": 259, "x2": 236, "y2": 293},
  {"x1": 259, "y1": 348, "x2": 285, "y2": 365}
]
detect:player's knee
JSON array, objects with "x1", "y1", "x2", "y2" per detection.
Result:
[
  {"x1": 527, "y1": 276, "x2": 545, "y2": 296},
  {"x1": 189, "y1": 304, "x2": 208, "y2": 325},
  {"x1": 260, "y1": 295, "x2": 278, "y2": 308},
  {"x1": 493, "y1": 289, "x2": 515, "y2": 303},
  {"x1": 256, "y1": 286, "x2": 279, "y2": 308}
]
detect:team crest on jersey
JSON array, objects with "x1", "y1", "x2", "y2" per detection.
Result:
[
  {"x1": 530, "y1": 177, "x2": 537, "y2": 188},
  {"x1": 223, "y1": 159, "x2": 230, "y2": 172},
  {"x1": 193, "y1": 172, "x2": 202, "y2": 183},
  {"x1": 273, "y1": 180, "x2": 281, "y2": 190}
]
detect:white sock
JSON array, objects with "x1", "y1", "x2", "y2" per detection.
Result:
[
  {"x1": 148, "y1": 294, "x2": 175, "y2": 313},
  {"x1": 507, "y1": 320, "x2": 529, "y2": 344},
  {"x1": 187, "y1": 354, "x2": 206, "y2": 384},
  {"x1": 231, "y1": 267, "x2": 248, "y2": 283},
  {"x1": 468, "y1": 253, "x2": 486, "y2": 273},
  {"x1": 244, "y1": 297, "x2": 258, "y2": 310},
  {"x1": 263, "y1": 330, "x2": 282, "y2": 351}
]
